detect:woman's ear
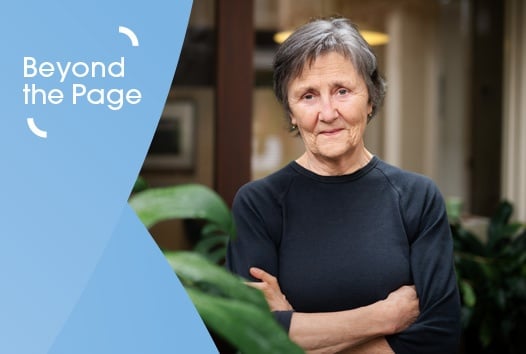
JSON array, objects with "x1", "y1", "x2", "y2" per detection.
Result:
[{"x1": 289, "y1": 112, "x2": 297, "y2": 126}]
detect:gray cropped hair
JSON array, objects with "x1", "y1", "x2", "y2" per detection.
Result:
[{"x1": 273, "y1": 17, "x2": 386, "y2": 128}]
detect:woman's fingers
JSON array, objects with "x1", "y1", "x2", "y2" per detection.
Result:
[
  {"x1": 249, "y1": 267, "x2": 277, "y2": 283},
  {"x1": 246, "y1": 267, "x2": 293, "y2": 311},
  {"x1": 245, "y1": 281, "x2": 264, "y2": 290}
]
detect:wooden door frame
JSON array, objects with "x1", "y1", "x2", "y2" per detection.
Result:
[{"x1": 214, "y1": 0, "x2": 254, "y2": 206}]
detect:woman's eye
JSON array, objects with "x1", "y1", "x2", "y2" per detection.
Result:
[
  {"x1": 337, "y1": 88, "x2": 349, "y2": 95},
  {"x1": 303, "y1": 93, "x2": 314, "y2": 100}
]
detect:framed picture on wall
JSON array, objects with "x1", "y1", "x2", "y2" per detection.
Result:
[{"x1": 143, "y1": 100, "x2": 196, "y2": 171}]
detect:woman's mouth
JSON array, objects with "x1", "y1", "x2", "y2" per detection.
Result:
[{"x1": 319, "y1": 128, "x2": 343, "y2": 136}]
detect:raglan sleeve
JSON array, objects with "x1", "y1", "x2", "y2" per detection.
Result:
[
  {"x1": 225, "y1": 181, "x2": 294, "y2": 331},
  {"x1": 386, "y1": 179, "x2": 462, "y2": 354}
]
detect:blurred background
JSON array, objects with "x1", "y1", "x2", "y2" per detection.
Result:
[
  {"x1": 138, "y1": 0, "x2": 525, "y2": 251},
  {"x1": 130, "y1": 1, "x2": 526, "y2": 352}
]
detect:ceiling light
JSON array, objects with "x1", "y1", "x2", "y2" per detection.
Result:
[
  {"x1": 360, "y1": 30, "x2": 389, "y2": 46},
  {"x1": 272, "y1": 30, "x2": 294, "y2": 45},
  {"x1": 273, "y1": 29, "x2": 389, "y2": 46}
]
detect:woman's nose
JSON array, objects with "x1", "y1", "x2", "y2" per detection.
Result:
[{"x1": 319, "y1": 97, "x2": 338, "y2": 122}]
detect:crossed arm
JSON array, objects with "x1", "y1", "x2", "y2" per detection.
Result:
[{"x1": 248, "y1": 267, "x2": 420, "y2": 354}]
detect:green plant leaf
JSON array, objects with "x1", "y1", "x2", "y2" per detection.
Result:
[
  {"x1": 186, "y1": 288, "x2": 304, "y2": 354},
  {"x1": 206, "y1": 247, "x2": 227, "y2": 265},
  {"x1": 459, "y1": 279, "x2": 476, "y2": 307},
  {"x1": 194, "y1": 235, "x2": 229, "y2": 262},
  {"x1": 490, "y1": 201, "x2": 513, "y2": 226},
  {"x1": 165, "y1": 251, "x2": 268, "y2": 310},
  {"x1": 451, "y1": 224, "x2": 487, "y2": 256},
  {"x1": 460, "y1": 306, "x2": 473, "y2": 329},
  {"x1": 479, "y1": 316, "x2": 494, "y2": 348},
  {"x1": 487, "y1": 201, "x2": 513, "y2": 250},
  {"x1": 201, "y1": 223, "x2": 226, "y2": 237},
  {"x1": 132, "y1": 176, "x2": 149, "y2": 194},
  {"x1": 194, "y1": 235, "x2": 229, "y2": 254},
  {"x1": 129, "y1": 184, "x2": 234, "y2": 235}
]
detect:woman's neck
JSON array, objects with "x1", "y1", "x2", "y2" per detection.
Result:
[{"x1": 297, "y1": 148, "x2": 373, "y2": 176}]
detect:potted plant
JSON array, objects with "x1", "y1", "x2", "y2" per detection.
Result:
[{"x1": 451, "y1": 201, "x2": 526, "y2": 353}]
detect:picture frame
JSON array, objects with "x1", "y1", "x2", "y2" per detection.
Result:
[{"x1": 143, "y1": 100, "x2": 196, "y2": 171}]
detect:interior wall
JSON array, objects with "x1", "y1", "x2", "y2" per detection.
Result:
[
  {"x1": 252, "y1": 89, "x2": 304, "y2": 180},
  {"x1": 140, "y1": 88, "x2": 215, "y2": 188},
  {"x1": 384, "y1": 5, "x2": 440, "y2": 178},
  {"x1": 363, "y1": 45, "x2": 387, "y2": 158},
  {"x1": 502, "y1": 0, "x2": 526, "y2": 221},
  {"x1": 436, "y1": 0, "x2": 471, "y2": 211},
  {"x1": 140, "y1": 0, "x2": 216, "y2": 189}
]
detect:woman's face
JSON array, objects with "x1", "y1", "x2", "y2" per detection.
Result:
[{"x1": 287, "y1": 52, "x2": 372, "y2": 163}]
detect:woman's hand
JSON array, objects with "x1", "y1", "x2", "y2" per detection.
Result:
[
  {"x1": 380, "y1": 285, "x2": 420, "y2": 334},
  {"x1": 246, "y1": 267, "x2": 294, "y2": 311}
]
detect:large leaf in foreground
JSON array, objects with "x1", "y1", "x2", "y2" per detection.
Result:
[
  {"x1": 129, "y1": 184, "x2": 233, "y2": 235},
  {"x1": 165, "y1": 251, "x2": 267, "y2": 309},
  {"x1": 187, "y1": 289, "x2": 303, "y2": 354}
]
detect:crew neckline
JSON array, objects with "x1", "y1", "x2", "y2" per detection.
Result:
[{"x1": 290, "y1": 155, "x2": 379, "y2": 183}]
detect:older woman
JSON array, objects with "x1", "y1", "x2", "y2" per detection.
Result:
[{"x1": 226, "y1": 17, "x2": 460, "y2": 353}]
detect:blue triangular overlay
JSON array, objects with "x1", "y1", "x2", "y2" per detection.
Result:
[
  {"x1": 0, "y1": 0, "x2": 217, "y2": 353},
  {"x1": 48, "y1": 205, "x2": 217, "y2": 354}
]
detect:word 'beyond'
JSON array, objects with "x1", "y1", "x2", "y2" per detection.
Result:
[{"x1": 23, "y1": 57, "x2": 125, "y2": 83}]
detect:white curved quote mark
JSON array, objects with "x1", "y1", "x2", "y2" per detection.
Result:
[
  {"x1": 119, "y1": 26, "x2": 139, "y2": 47},
  {"x1": 27, "y1": 117, "x2": 48, "y2": 139}
]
